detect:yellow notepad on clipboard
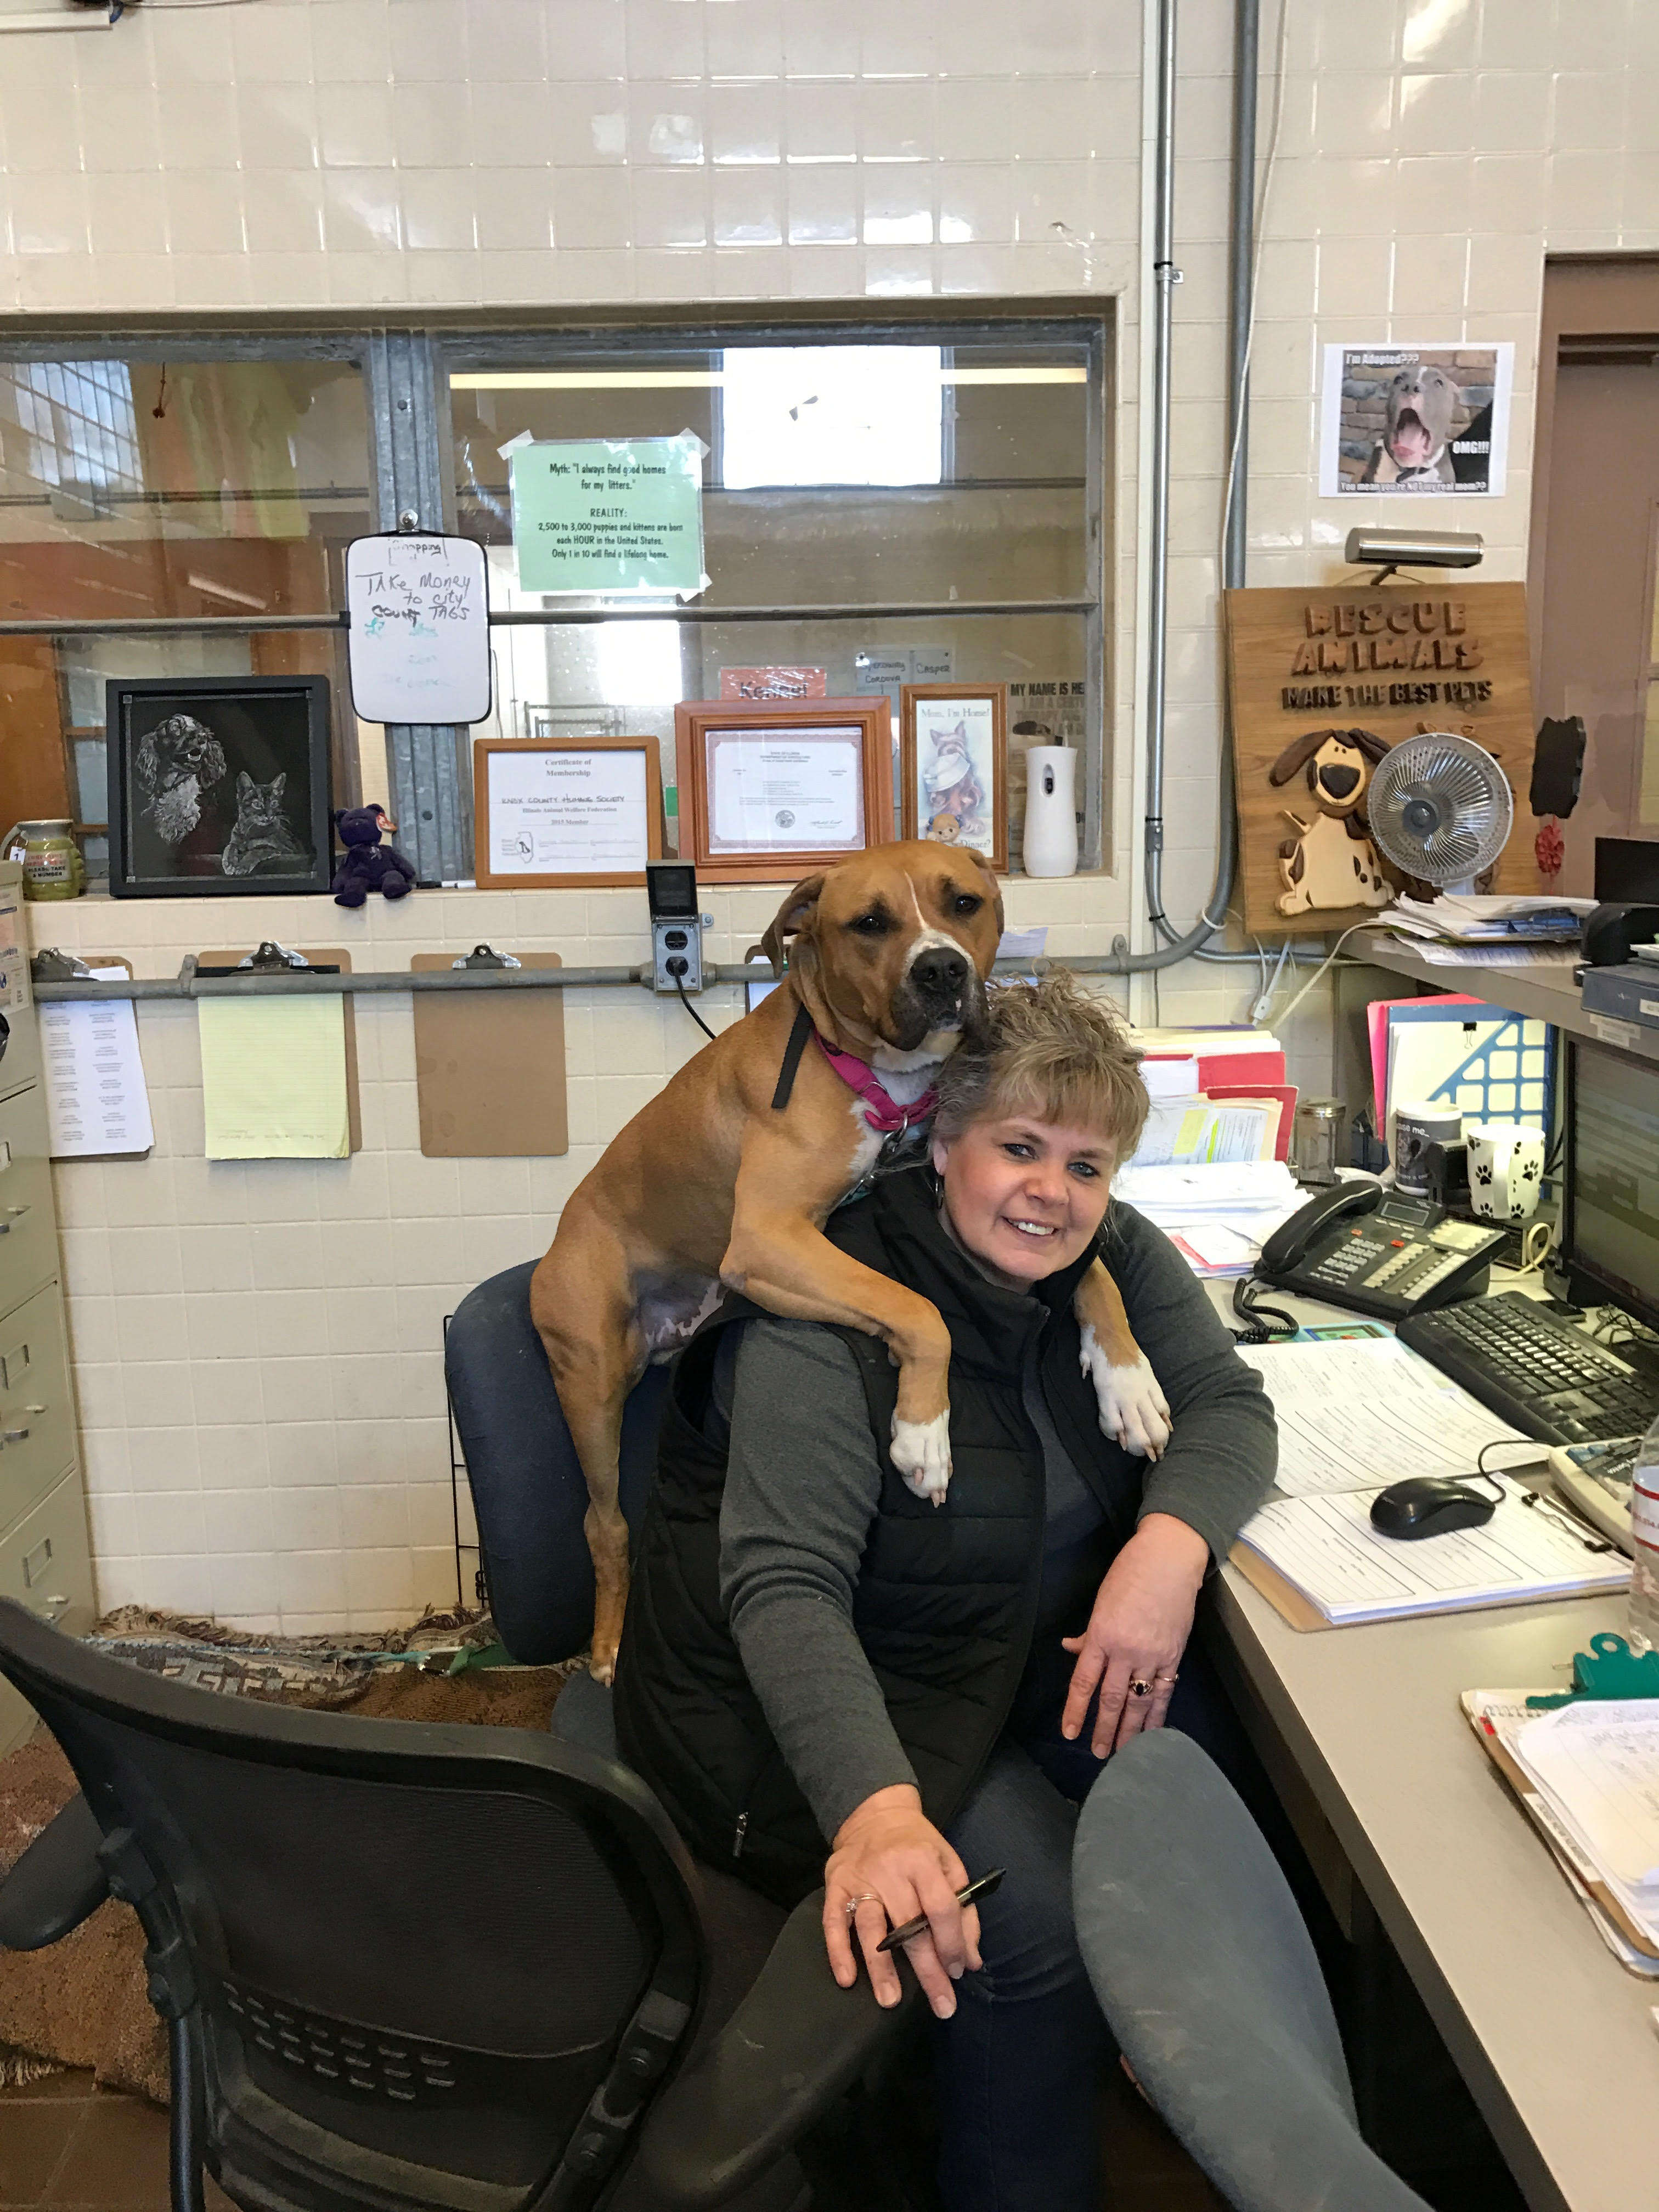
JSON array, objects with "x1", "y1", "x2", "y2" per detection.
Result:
[{"x1": 199, "y1": 996, "x2": 350, "y2": 1160}]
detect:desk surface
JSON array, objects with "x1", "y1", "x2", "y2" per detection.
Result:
[{"x1": 1202, "y1": 1278, "x2": 1656, "y2": 2212}]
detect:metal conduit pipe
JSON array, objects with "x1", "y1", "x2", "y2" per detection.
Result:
[{"x1": 31, "y1": 955, "x2": 1161, "y2": 1005}]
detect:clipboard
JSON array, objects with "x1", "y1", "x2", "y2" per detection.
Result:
[
  {"x1": 198, "y1": 949, "x2": 362, "y2": 1154},
  {"x1": 37, "y1": 955, "x2": 155, "y2": 1165},
  {"x1": 411, "y1": 951, "x2": 567, "y2": 1158}
]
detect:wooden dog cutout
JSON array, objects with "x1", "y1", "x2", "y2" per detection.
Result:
[
  {"x1": 1268, "y1": 726, "x2": 1392, "y2": 918},
  {"x1": 531, "y1": 841, "x2": 1172, "y2": 1682}
]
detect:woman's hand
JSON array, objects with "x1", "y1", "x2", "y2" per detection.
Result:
[
  {"x1": 822, "y1": 1784, "x2": 982, "y2": 2018},
  {"x1": 1060, "y1": 1512, "x2": 1210, "y2": 1757}
]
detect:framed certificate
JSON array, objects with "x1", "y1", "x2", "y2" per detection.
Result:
[
  {"x1": 900, "y1": 682, "x2": 1008, "y2": 872},
  {"x1": 472, "y1": 736, "x2": 664, "y2": 889},
  {"x1": 675, "y1": 699, "x2": 891, "y2": 883}
]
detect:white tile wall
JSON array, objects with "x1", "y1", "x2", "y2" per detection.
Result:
[{"x1": 4, "y1": 0, "x2": 1657, "y2": 1627}]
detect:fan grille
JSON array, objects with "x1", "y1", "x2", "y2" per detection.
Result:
[{"x1": 1367, "y1": 734, "x2": 1513, "y2": 884}]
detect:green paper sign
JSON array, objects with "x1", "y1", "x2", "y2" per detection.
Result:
[{"x1": 509, "y1": 433, "x2": 707, "y2": 596}]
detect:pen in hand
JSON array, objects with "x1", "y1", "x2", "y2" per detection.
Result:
[{"x1": 876, "y1": 1867, "x2": 1005, "y2": 1954}]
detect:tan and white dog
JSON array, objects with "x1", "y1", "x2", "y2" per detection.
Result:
[
  {"x1": 531, "y1": 841, "x2": 1171, "y2": 1681},
  {"x1": 1269, "y1": 726, "x2": 1393, "y2": 918}
]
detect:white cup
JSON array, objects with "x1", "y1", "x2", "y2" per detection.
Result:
[{"x1": 1465, "y1": 1121, "x2": 1545, "y2": 1222}]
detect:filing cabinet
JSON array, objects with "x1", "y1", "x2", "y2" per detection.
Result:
[{"x1": 0, "y1": 866, "x2": 93, "y2": 1756}]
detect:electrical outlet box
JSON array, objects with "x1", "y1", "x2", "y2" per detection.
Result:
[{"x1": 647, "y1": 861, "x2": 704, "y2": 995}]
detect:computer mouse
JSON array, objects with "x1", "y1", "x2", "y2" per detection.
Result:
[{"x1": 1369, "y1": 1477, "x2": 1498, "y2": 1541}]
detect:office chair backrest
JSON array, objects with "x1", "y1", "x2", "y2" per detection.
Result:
[
  {"x1": 0, "y1": 1601, "x2": 708, "y2": 2212},
  {"x1": 445, "y1": 1260, "x2": 668, "y2": 1662}
]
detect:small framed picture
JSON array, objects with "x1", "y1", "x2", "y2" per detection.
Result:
[
  {"x1": 108, "y1": 677, "x2": 333, "y2": 899},
  {"x1": 675, "y1": 699, "x2": 893, "y2": 883},
  {"x1": 900, "y1": 683, "x2": 1008, "y2": 871},
  {"x1": 473, "y1": 736, "x2": 665, "y2": 889}
]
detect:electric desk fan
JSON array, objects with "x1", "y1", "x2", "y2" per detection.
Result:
[{"x1": 1366, "y1": 730, "x2": 1514, "y2": 893}]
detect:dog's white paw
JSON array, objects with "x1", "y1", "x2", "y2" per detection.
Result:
[
  {"x1": 1079, "y1": 1328, "x2": 1171, "y2": 1460},
  {"x1": 891, "y1": 1411, "x2": 952, "y2": 1505}
]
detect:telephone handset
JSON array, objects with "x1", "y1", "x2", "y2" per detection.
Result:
[{"x1": 1255, "y1": 1180, "x2": 1506, "y2": 1322}]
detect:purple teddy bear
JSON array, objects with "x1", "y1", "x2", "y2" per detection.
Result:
[{"x1": 330, "y1": 806, "x2": 416, "y2": 906}]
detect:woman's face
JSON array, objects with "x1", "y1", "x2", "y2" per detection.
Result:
[{"x1": 932, "y1": 1111, "x2": 1116, "y2": 1288}]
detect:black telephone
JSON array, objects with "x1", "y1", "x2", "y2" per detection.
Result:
[{"x1": 1255, "y1": 1181, "x2": 1506, "y2": 1321}]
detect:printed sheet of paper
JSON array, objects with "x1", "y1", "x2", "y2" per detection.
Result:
[
  {"x1": 487, "y1": 746, "x2": 650, "y2": 876},
  {"x1": 40, "y1": 967, "x2": 154, "y2": 1159},
  {"x1": 1238, "y1": 1335, "x2": 1542, "y2": 1496},
  {"x1": 707, "y1": 730, "x2": 865, "y2": 853},
  {"x1": 199, "y1": 997, "x2": 349, "y2": 1160},
  {"x1": 1130, "y1": 1097, "x2": 1278, "y2": 1168},
  {"x1": 1236, "y1": 1480, "x2": 1628, "y2": 1626}
]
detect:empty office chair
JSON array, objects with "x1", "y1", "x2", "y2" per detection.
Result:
[
  {"x1": 1072, "y1": 1728, "x2": 1431, "y2": 2212},
  {"x1": 0, "y1": 1599, "x2": 913, "y2": 2212}
]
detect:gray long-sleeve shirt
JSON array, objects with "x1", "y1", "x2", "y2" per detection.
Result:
[{"x1": 708, "y1": 1199, "x2": 1278, "y2": 1841}]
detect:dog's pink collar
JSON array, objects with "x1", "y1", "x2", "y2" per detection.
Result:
[{"x1": 815, "y1": 1033, "x2": 938, "y2": 1137}]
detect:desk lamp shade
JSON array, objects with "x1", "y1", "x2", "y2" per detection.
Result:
[{"x1": 1367, "y1": 732, "x2": 1513, "y2": 895}]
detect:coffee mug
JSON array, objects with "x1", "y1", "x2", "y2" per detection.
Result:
[
  {"x1": 1392, "y1": 1101, "x2": 1463, "y2": 1195},
  {"x1": 1465, "y1": 1121, "x2": 1545, "y2": 1222}
]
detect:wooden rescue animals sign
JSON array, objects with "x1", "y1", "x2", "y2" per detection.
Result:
[{"x1": 1223, "y1": 581, "x2": 1537, "y2": 937}]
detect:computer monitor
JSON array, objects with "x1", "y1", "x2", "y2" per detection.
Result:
[{"x1": 1562, "y1": 1035, "x2": 1659, "y2": 1333}]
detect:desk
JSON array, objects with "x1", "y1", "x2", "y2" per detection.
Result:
[{"x1": 1201, "y1": 1277, "x2": 1655, "y2": 2212}]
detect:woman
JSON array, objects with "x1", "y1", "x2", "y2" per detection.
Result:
[{"x1": 614, "y1": 974, "x2": 1277, "y2": 2211}]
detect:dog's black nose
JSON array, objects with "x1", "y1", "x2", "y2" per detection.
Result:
[
  {"x1": 1319, "y1": 764, "x2": 1360, "y2": 799},
  {"x1": 912, "y1": 946, "x2": 970, "y2": 998}
]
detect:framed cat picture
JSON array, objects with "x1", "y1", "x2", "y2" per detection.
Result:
[
  {"x1": 106, "y1": 677, "x2": 334, "y2": 899},
  {"x1": 900, "y1": 682, "x2": 1008, "y2": 871}
]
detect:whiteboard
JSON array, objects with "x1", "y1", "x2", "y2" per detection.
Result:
[{"x1": 345, "y1": 533, "x2": 492, "y2": 726}]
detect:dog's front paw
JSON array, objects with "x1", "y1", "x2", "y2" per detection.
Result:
[
  {"x1": 1079, "y1": 1331, "x2": 1171, "y2": 1460},
  {"x1": 891, "y1": 1411, "x2": 952, "y2": 1505}
]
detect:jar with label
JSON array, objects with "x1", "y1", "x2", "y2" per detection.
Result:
[{"x1": 2, "y1": 821, "x2": 84, "y2": 901}]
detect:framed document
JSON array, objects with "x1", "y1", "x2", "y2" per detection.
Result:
[
  {"x1": 900, "y1": 683, "x2": 1008, "y2": 872},
  {"x1": 675, "y1": 699, "x2": 891, "y2": 883},
  {"x1": 472, "y1": 736, "x2": 664, "y2": 889}
]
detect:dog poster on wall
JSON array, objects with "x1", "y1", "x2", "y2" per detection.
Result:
[
  {"x1": 1318, "y1": 345, "x2": 1514, "y2": 496},
  {"x1": 1224, "y1": 582, "x2": 1538, "y2": 936},
  {"x1": 900, "y1": 683, "x2": 1008, "y2": 872},
  {"x1": 107, "y1": 677, "x2": 333, "y2": 899}
]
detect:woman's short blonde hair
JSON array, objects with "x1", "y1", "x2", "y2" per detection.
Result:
[{"x1": 933, "y1": 972, "x2": 1149, "y2": 1161}]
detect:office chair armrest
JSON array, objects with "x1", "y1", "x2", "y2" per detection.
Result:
[
  {"x1": 636, "y1": 1887, "x2": 917, "y2": 2211},
  {"x1": 0, "y1": 1792, "x2": 109, "y2": 1950}
]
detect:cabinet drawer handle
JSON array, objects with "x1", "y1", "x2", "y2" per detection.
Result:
[{"x1": 3, "y1": 1426, "x2": 29, "y2": 1443}]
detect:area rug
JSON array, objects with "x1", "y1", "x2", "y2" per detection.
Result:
[{"x1": 0, "y1": 1608, "x2": 579, "y2": 2102}]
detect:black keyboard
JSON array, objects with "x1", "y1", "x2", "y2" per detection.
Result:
[{"x1": 1397, "y1": 1292, "x2": 1659, "y2": 1444}]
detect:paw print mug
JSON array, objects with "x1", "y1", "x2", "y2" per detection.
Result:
[{"x1": 1465, "y1": 1121, "x2": 1546, "y2": 1222}]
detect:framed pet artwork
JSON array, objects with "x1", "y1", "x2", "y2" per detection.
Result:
[
  {"x1": 106, "y1": 678, "x2": 334, "y2": 899},
  {"x1": 900, "y1": 683, "x2": 1008, "y2": 871}
]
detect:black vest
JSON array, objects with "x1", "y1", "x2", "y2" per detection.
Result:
[{"x1": 612, "y1": 1170, "x2": 1144, "y2": 1906}]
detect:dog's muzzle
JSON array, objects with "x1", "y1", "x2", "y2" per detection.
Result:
[{"x1": 890, "y1": 944, "x2": 984, "y2": 1049}]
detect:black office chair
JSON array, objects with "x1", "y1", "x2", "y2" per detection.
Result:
[
  {"x1": 1071, "y1": 1729, "x2": 1432, "y2": 2212},
  {"x1": 0, "y1": 1596, "x2": 919, "y2": 2212}
]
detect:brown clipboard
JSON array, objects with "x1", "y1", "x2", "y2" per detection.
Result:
[
  {"x1": 197, "y1": 949, "x2": 362, "y2": 1155},
  {"x1": 410, "y1": 953, "x2": 567, "y2": 1158},
  {"x1": 48, "y1": 955, "x2": 155, "y2": 1165}
]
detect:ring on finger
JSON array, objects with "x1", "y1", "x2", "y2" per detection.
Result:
[
  {"x1": 843, "y1": 1892, "x2": 882, "y2": 1919},
  {"x1": 1128, "y1": 1676, "x2": 1155, "y2": 1699}
]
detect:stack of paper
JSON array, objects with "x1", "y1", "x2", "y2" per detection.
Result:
[
  {"x1": 1115, "y1": 1158, "x2": 1304, "y2": 1276},
  {"x1": 1385, "y1": 893, "x2": 1594, "y2": 944},
  {"x1": 40, "y1": 967, "x2": 154, "y2": 1159},
  {"x1": 198, "y1": 997, "x2": 351, "y2": 1160},
  {"x1": 1231, "y1": 1335, "x2": 1632, "y2": 1625},
  {"x1": 1465, "y1": 1694, "x2": 1659, "y2": 1974}
]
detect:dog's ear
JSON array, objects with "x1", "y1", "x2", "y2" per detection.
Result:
[
  {"x1": 1267, "y1": 730, "x2": 1331, "y2": 786},
  {"x1": 751, "y1": 871, "x2": 827, "y2": 973},
  {"x1": 1348, "y1": 727, "x2": 1391, "y2": 765},
  {"x1": 964, "y1": 848, "x2": 1005, "y2": 944}
]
